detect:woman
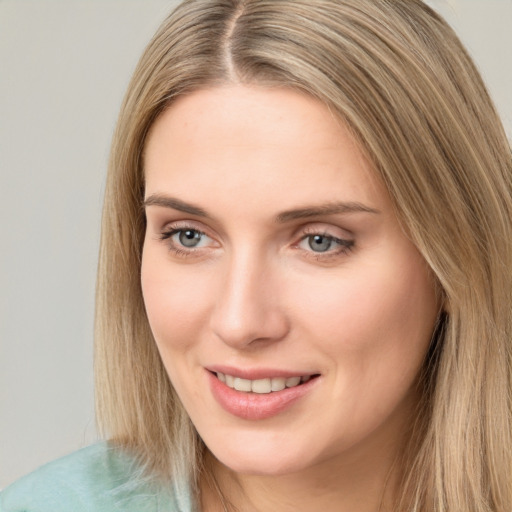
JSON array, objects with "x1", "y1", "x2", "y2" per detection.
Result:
[{"x1": 2, "y1": 0, "x2": 511, "y2": 511}]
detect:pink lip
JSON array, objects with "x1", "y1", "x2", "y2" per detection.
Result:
[{"x1": 207, "y1": 370, "x2": 319, "y2": 421}]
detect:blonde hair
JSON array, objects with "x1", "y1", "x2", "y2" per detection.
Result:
[{"x1": 95, "y1": 1, "x2": 512, "y2": 510}]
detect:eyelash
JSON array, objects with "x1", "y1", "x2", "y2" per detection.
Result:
[
  {"x1": 298, "y1": 229, "x2": 355, "y2": 260},
  {"x1": 159, "y1": 226, "x2": 210, "y2": 258},
  {"x1": 158, "y1": 224, "x2": 354, "y2": 260}
]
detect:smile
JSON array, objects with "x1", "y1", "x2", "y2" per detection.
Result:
[
  {"x1": 208, "y1": 370, "x2": 320, "y2": 420},
  {"x1": 216, "y1": 372, "x2": 313, "y2": 394}
]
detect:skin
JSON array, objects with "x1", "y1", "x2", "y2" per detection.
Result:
[{"x1": 141, "y1": 85, "x2": 440, "y2": 512}]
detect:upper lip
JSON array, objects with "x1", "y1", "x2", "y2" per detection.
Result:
[{"x1": 206, "y1": 365, "x2": 319, "y2": 380}]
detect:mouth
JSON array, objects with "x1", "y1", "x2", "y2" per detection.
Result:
[
  {"x1": 207, "y1": 369, "x2": 320, "y2": 420},
  {"x1": 214, "y1": 372, "x2": 319, "y2": 394}
]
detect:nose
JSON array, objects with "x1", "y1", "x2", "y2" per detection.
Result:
[{"x1": 209, "y1": 249, "x2": 290, "y2": 349}]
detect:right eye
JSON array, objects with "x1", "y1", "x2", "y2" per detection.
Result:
[
  {"x1": 160, "y1": 226, "x2": 215, "y2": 254},
  {"x1": 174, "y1": 229, "x2": 206, "y2": 248}
]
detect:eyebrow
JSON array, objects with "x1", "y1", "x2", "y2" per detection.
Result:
[
  {"x1": 275, "y1": 202, "x2": 380, "y2": 222},
  {"x1": 144, "y1": 194, "x2": 210, "y2": 217},
  {"x1": 143, "y1": 194, "x2": 380, "y2": 222}
]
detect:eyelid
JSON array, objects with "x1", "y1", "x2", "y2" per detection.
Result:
[
  {"x1": 299, "y1": 222, "x2": 353, "y2": 237},
  {"x1": 159, "y1": 217, "x2": 207, "y2": 231},
  {"x1": 158, "y1": 219, "x2": 217, "y2": 240},
  {"x1": 160, "y1": 226, "x2": 208, "y2": 242}
]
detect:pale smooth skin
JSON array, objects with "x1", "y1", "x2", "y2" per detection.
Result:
[{"x1": 141, "y1": 86, "x2": 440, "y2": 512}]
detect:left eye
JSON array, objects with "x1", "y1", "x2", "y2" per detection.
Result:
[{"x1": 300, "y1": 234, "x2": 351, "y2": 253}]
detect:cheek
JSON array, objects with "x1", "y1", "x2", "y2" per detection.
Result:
[
  {"x1": 140, "y1": 250, "x2": 212, "y2": 352},
  {"x1": 291, "y1": 253, "x2": 438, "y2": 378}
]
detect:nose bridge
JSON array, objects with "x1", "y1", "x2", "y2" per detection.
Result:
[{"x1": 210, "y1": 244, "x2": 288, "y2": 347}]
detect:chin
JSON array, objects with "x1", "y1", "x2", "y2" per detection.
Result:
[
  {"x1": 218, "y1": 452, "x2": 308, "y2": 476},
  {"x1": 204, "y1": 431, "x2": 319, "y2": 477}
]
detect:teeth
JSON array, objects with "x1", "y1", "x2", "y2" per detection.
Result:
[
  {"x1": 216, "y1": 372, "x2": 312, "y2": 394},
  {"x1": 271, "y1": 377, "x2": 286, "y2": 392},
  {"x1": 252, "y1": 378, "x2": 272, "y2": 394},
  {"x1": 285, "y1": 376, "x2": 301, "y2": 387},
  {"x1": 234, "y1": 377, "x2": 252, "y2": 392}
]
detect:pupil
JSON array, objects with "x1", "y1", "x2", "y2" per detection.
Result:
[
  {"x1": 179, "y1": 230, "x2": 201, "y2": 247},
  {"x1": 309, "y1": 235, "x2": 331, "y2": 252}
]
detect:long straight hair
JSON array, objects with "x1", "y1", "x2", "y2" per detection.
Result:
[{"x1": 95, "y1": 1, "x2": 512, "y2": 510}]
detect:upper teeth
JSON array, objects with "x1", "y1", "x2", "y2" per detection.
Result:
[{"x1": 217, "y1": 372, "x2": 311, "y2": 394}]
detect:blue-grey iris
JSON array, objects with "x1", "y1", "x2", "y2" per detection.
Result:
[
  {"x1": 179, "y1": 230, "x2": 202, "y2": 247},
  {"x1": 308, "y1": 235, "x2": 333, "y2": 252}
]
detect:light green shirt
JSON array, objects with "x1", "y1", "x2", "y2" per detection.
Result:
[{"x1": 0, "y1": 443, "x2": 194, "y2": 512}]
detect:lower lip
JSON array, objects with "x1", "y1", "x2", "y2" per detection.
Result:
[{"x1": 207, "y1": 371, "x2": 319, "y2": 420}]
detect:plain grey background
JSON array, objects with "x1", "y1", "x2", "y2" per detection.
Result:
[{"x1": 1, "y1": 0, "x2": 511, "y2": 489}]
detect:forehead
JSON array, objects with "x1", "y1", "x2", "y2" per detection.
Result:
[{"x1": 143, "y1": 85, "x2": 387, "y2": 214}]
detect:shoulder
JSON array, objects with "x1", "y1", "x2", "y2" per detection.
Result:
[{"x1": 0, "y1": 443, "x2": 191, "y2": 512}]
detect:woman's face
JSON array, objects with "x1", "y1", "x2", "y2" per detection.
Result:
[{"x1": 141, "y1": 85, "x2": 440, "y2": 476}]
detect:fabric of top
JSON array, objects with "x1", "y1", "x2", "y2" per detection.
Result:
[{"x1": 0, "y1": 442, "x2": 194, "y2": 512}]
